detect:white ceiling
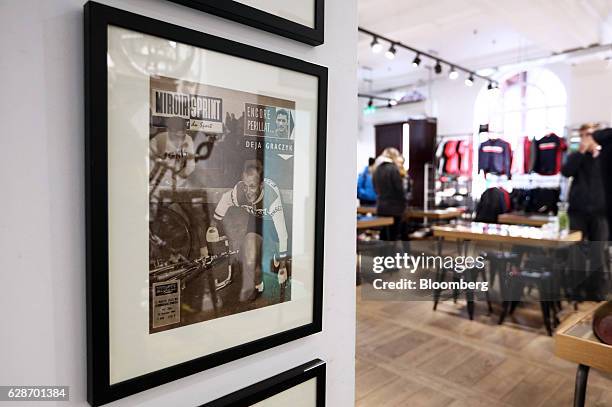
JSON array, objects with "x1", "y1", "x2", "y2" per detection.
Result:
[{"x1": 358, "y1": 0, "x2": 612, "y2": 91}]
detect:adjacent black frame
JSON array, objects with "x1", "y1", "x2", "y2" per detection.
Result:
[
  {"x1": 202, "y1": 359, "x2": 326, "y2": 406},
  {"x1": 169, "y1": 0, "x2": 325, "y2": 46},
  {"x1": 85, "y1": 2, "x2": 327, "y2": 405}
]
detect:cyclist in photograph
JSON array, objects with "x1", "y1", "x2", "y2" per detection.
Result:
[
  {"x1": 210, "y1": 159, "x2": 290, "y2": 302},
  {"x1": 149, "y1": 115, "x2": 195, "y2": 195},
  {"x1": 149, "y1": 115, "x2": 207, "y2": 262}
]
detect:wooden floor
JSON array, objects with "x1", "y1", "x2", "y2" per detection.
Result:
[{"x1": 356, "y1": 289, "x2": 612, "y2": 407}]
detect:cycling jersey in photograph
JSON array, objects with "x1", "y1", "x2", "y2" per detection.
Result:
[
  {"x1": 149, "y1": 132, "x2": 195, "y2": 190},
  {"x1": 213, "y1": 178, "x2": 288, "y2": 255}
]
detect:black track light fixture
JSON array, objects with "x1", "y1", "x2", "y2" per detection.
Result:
[
  {"x1": 370, "y1": 37, "x2": 382, "y2": 54},
  {"x1": 434, "y1": 60, "x2": 442, "y2": 74},
  {"x1": 359, "y1": 27, "x2": 493, "y2": 87},
  {"x1": 465, "y1": 74, "x2": 474, "y2": 87},
  {"x1": 385, "y1": 43, "x2": 397, "y2": 60}
]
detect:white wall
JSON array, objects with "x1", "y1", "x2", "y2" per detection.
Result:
[
  {"x1": 0, "y1": 0, "x2": 357, "y2": 406},
  {"x1": 357, "y1": 77, "x2": 481, "y2": 169},
  {"x1": 568, "y1": 60, "x2": 612, "y2": 126},
  {"x1": 357, "y1": 60, "x2": 612, "y2": 170}
]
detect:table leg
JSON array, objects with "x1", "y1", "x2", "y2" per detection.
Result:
[
  {"x1": 465, "y1": 267, "x2": 475, "y2": 320},
  {"x1": 433, "y1": 237, "x2": 443, "y2": 310},
  {"x1": 461, "y1": 240, "x2": 475, "y2": 320},
  {"x1": 574, "y1": 364, "x2": 590, "y2": 407}
]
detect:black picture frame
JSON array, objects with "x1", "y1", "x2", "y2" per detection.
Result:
[
  {"x1": 202, "y1": 359, "x2": 326, "y2": 406},
  {"x1": 85, "y1": 2, "x2": 327, "y2": 405},
  {"x1": 169, "y1": 0, "x2": 324, "y2": 46}
]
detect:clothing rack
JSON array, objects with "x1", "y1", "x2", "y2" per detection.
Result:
[{"x1": 434, "y1": 135, "x2": 473, "y2": 208}]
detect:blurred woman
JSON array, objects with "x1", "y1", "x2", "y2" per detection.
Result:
[{"x1": 372, "y1": 147, "x2": 405, "y2": 241}]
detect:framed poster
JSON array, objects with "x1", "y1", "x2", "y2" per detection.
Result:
[
  {"x1": 170, "y1": 0, "x2": 324, "y2": 46},
  {"x1": 203, "y1": 359, "x2": 326, "y2": 406},
  {"x1": 85, "y1": 2, "x2": 327, "y2": 405}
]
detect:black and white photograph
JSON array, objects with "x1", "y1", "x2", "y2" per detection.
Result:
[{"x1": 148, "y1": 76, "x2": 297, "y2": 332}]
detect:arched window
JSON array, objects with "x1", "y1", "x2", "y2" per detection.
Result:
[
  {"x1": 473, "y1": 68, "x2": 567, "y2": 195},
  {"x1": 477, "y1": 68, "x2": 567, "y2": 141}
]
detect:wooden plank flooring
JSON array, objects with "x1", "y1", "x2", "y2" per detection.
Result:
[{"x1": 356, "y1": 288, "x2": 612, "y2": 406}]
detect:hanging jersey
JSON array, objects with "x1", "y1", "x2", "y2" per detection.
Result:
[
  {"x1": 523, "y1": 137, "x2": 534, "y2": 173},
  {"x1": 533, "y1": 133, "x2": 567, "y2": 175},
  {"x1": 499, "y1": 187, "x2": 511, "y2": 213},
  {"x1": 214, "y1": 178, "x2": 288, "y2": 254},
  {"x1": 478, "y1": 138, "x2": 512, "y2": 177},
  {"x1": 443, "y1": 140, "x2": 460, "y2": 175},
  {"x1": 458, "y1": 140, "x2": 473, "y2": 176}
]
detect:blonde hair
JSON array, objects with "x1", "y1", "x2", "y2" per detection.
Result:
[
  {"x1": 382, "y1": 147, "x2": 401, "y2": 160},
  {"x1": 579, "y1": 123, "x2": 598, "y2": 132}
]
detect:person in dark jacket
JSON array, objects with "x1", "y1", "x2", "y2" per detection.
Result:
[
  {"x1": 357, "y1": 157, "x2": 377, "y2": 206},
  {"x1": 593, "y1": 127, "x2": 612, "y2": 240},
  {"x1": 373, "y1": 147, "x2": 406, "y2": 241},
  {"x1": 562, "y1": 124, "x2": 609, "y2": 300},
  {"x1": 561, "y1": 126, "x2": 608, "y2": 238}
]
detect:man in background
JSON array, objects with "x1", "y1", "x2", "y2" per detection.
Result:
[
  {"x1": 562, "y1": 124, "x2": 608, "y2": 241},
  {"x1": 593, "y1": 126, "x2": 612, "y2": 242},
  {"x1": 562, "y1": 124, "x2": 609, "y2": 300}
]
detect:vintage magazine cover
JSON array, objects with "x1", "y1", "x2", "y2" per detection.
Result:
[{"x1": 148, "y1": 75, "x2": 295, "y2": 333}]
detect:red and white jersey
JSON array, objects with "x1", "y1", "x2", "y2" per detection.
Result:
[{"x1": 214, "y1": 178, "x2": 288, "y2": 254}]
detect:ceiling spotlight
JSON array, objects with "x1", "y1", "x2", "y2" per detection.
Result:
[
  {"x1": 487, "y1": 81, "x2": 494, "y2": 90},
  {"x1": 489, "y1": 83, "x2": 501, "y2": 96},
  {"x1": 370, "y1": 37, "x2": 382, "y2": 54},
  {"x1": 434, "y1": 60, "x2": 442, "y2": 74},
  {"x1": 368, "y1": 98, "x2": 373, "y2": 107},
  {"x1": 385, "y1": 44, "x2": 397, "y2": 60},
  {"x1": 465, "y1": 74, "x2": 474, "y2": 86},
  {"x1": 412, "y1": 54, "x2": 421, "y2": 67},
  {"x1": 389, "y1": 99, "x2": 398, "y2": 106},
  {"x1": 449, "y1": 66, "x2": 459, "y2": 80}
]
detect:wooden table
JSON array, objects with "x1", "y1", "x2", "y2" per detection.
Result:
[
  {"x1": 432, "y1": 222, "x2": 582, "y2": 248},
  {"x1": 555, "y1": 302, "x2": 612, "y2": 407},
  {"x1": 498, "y1": 212, "x2": 553, "y2": 227},
  {"x1": 357, "y1": 206, "x2": 377, "y2": 215},
  {"x1": 405, "y1": 207, "x2": 464, "y2": 221},
  {"x1": 356, "y1": 206, "x2": 464, "y2": 222},
  {"x1": 431, "y1": 222, "x2": 582, "y2": 324},
  {"x1": 356, "y1": 215, "x2": 394, "y2": 230}
]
